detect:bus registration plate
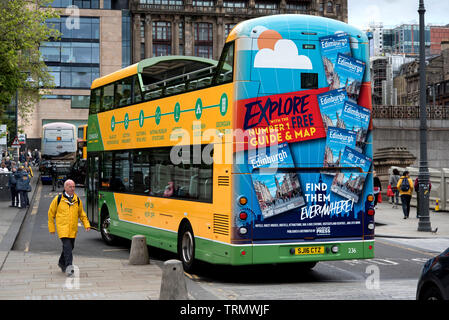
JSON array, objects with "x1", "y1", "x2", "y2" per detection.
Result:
[{"x1": 294, "y1": 246, "x2": 324, "y2": 255}]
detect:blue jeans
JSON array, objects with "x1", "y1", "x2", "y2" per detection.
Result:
[{"x1": 401, "y1": 194, "x2": 411, "y2": 218}]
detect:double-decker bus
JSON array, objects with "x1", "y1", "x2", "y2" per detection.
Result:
[{"x1": 86, "y1": 14, "x2": 375, "y2": 272}]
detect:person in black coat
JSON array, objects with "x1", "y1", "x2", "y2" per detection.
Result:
[
  {"x1": 373, "y1": 171, "x2": 382, "y2": 207},
  {"x1": 8, "y1": 167, "x2": 18, "y2": 207},
  {"x1": 16, "y1": 166, "x2": 31, "y2": 208}
]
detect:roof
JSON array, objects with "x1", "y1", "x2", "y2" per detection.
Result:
[{"x1": 226, "y1": 14, "x2": 368, "y2": 43}]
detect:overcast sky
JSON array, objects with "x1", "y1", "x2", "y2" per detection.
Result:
[{"x1": 348, "y1": 0, "x2": 449, "y2": 30}]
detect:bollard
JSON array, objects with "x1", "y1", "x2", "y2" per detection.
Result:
[
  {"x1": 159, "y1": 259, "x2": 188, "y2": 300},
  {"x1": 129, "y1": 235, "x2": 149, "y2": 265},
  {"x1": 435, "y1": 199, "x2": 440, "y2": 211}
]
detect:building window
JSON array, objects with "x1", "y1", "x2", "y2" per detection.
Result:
[
  {"x1": 153, "y1": 21, "x2": 172, "y2": 56},
  {"x1": 47, "y1": 0, "x2": 100, "y2": 8},
  {"x1": 43, "y1": 17, "x2": 100, "y2": 89},
  {"x1": 194, "y1": 23, "x2": 213, "y2": 59},
  {"x1": 255, "y1": 2, "x2": 278, "y2": 9},
  {"x1": 140, "y1": 0, "x2": 183, "y2": 4},
  {"x1": 223, "y1": 1, "x2": 246, "y2": 8},
  {"x1": 71, "y1": 95, "x2": 90, "y2": 109},
  {"x1": 41, "y1": 42, "x2": 100, "y2": 64},
  {"x1": 192, "y1": 0, "x2": 213, "y2": 6},
  {"x1": 225, "y1": 23, "x2": 236, "y2": 38},
  {"x1": 327, "y1": 1, "x2": 333, "y2": 13}
]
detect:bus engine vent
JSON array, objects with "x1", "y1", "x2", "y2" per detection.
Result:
[
  {"x1": 213, "y1": 214, "x2": 229, "y2": 236},
  {"x1": 218, "y1": 176, "x2": 230, "y2": 186}
]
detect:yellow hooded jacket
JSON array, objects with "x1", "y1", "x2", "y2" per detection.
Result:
[
  {"x1": 397, "y1": 176, "x2": 414, "y2": 196},
  {"x1": 48, "y1": 193, "x2": 90, "y2": 238}
]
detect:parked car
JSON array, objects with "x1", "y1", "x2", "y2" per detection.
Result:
[{"x1": 416, "y1": 247, "x2": 449, "y2": 300}]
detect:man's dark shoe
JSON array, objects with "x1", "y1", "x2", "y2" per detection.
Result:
[{"x1": 58, "y1": 263, "x2": 65, "y2": 273}]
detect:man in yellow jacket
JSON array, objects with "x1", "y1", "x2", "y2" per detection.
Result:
[
  {"x1": 48, "y1": 179, "x2": 90, "y2": 277},
  {"x1": 397, "y1": 171, "x2": 414, "y2": 219}
]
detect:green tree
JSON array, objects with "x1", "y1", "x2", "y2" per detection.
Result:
[{"x1": 0, "y1": 0, "x2": 60, "y2": 136}]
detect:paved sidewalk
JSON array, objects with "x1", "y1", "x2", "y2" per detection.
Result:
[
  {"x1": 375, "y1": 200, "x2": 449, "y2": 239},
  {"x1": 1, "y1": 171, "x2": 449, "y2": 300}
]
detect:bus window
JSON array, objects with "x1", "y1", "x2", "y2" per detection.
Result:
[
  {"x1": 133, "y1": 75, "x2": 142, "y2": 103},
  {"x1": 116, "y1": 77, "x2": 132, "y2": 107},
  {"x1": 89, "y1": 87, "x2": 101, "y2": 114},
  {"x1": 100, "y1": 152, "x2": 113, "y2": 190},
  {"x1": 102, "y1": 83, "x2": 114, "y2": 111},
  {"x1": 301, "y1": 73, "x2": 318, "y2": 89},
  {"x1": 212, "y1": 41, "x2": 234, "y2": 85},
  {"x1": 150, "y1": 148, "x2": 173, "y2": 197},
  {"x1": 132, "y1": 150, "x2": 150, "y2": 194},
  {"x1": 112, "y1": 151, "x2": 131, "y2": 192}
]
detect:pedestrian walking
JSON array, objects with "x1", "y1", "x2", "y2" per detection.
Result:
[
  {"x1": 397, "y1": 171, "x2": 414, "y2": 219},
  {"x1": 373, "y1": 171, "x2": 382, "y2": 208},
  {"x1": 414, "y1": 177, "x2": 432, "y2": 218},
  {"x1": 8, "y1": 167, "x2": 18, "y2": 207},
  {"x1": 389, "y1": 168, "x2": 401, "y2": 208},
  {"x1": 15, "y1": 166, "x2": 31, "y2": 208},
  {"x1": 50, "y1": 162, "x2": 58, "y2": 191},
  {"x1": 48, "y1": 179, "x2": 90, "y2": 277}
]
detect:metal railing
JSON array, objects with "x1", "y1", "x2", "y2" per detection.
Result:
[{"x1": 372, "y1": 105, "x2": 449, "y2": 120}]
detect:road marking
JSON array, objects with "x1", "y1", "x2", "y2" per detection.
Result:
[
  {"x1": 102, "y1": 248, "x2": 128, "y2": 252},
  {"x1": 31, "y1": 184, "x2": 42, "y2": 216},
  {"x1": 184, "y1": 272, "x2": 199, "y2": 280}
]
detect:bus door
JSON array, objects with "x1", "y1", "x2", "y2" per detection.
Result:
[{"x1": 87, "y1": 154, "x2": 99, "y2": 228}]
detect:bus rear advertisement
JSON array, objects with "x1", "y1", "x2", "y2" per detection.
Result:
[{"x1": 86, "y1": 14, "x2": 375, "y2": 271}]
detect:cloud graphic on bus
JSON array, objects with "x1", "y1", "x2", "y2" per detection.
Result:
[{"x1": 254, "y1": 39, "x2": 313, "y2": 70}]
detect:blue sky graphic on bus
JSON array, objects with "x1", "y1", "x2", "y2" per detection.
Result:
[
  {"x1": 230, "y1": 15, "x2": 373, "y2": 241},
  {"x1": 339, "y1": 100, "x2": 371, "y2": 152},
  {"x1": 317, "y1": 88, "x2": 348, "y2": 133}
]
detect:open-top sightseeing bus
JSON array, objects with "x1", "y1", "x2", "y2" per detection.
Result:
[{"x1": 86, "y1": 14, "x2": 375, "y2": 271}]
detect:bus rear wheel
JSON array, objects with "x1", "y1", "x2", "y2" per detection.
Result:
[
  {"x1": 178, "y1": 223, "x2": 195, "y2": 273},
  {"x1": 100, "y1": 210, "x2": 118, "y2": 246}
]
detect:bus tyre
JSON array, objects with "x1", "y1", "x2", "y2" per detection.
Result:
[
  {"x1": 179, "y1": 223, "x2": 195, "y2": 272},
  {"x1": 101, "y1": 212, "x2": 118, "y2": 246}
]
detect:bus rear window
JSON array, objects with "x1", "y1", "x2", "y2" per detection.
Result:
[{"x1": 301, "y1": 73, "x2": 318, "y2": 89}]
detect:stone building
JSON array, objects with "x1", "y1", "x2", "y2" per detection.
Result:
[
  {"x1": 130, "y1": 0, "x2": 348, "y2": 62},
  {"x1": 393, "y1": 43, "x2": 449, "y2": 106}
]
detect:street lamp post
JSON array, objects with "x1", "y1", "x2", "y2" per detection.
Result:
[{"x1": 417, "y1": 0, "x2": 432, "y2": 232}]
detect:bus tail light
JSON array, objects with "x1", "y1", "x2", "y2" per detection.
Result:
[
  {"x1": 368, "y1": 223, "x2": 375, "y2": 230},
  {"x1": 367, "y1": 209, "x2": 375, "y2": 216},
  {"x1": 367, "y1": 194, "x2": 374, "y2": 203},
  {"x1": 239, "y1": 212, "x2": 248, "y2": 220},
  {"x1": 238, "y1": 197, "x2": 248, "y2": 206},
  {"x1": 331, "y1": 245, "x2": 339, "y2": 254},
  {"x1": 239, "y1": 227, "x2": 248, "y2": 235}
]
